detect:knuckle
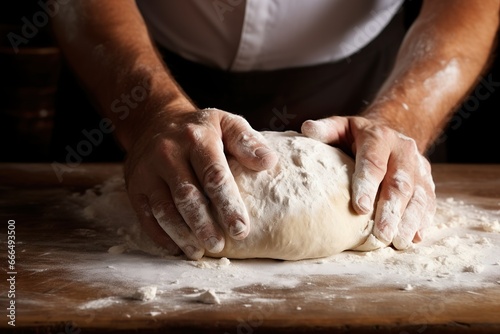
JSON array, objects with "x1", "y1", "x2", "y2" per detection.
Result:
[
  {"x1": 174, "y1": 182, "x2": 196, "y2": 200},
  {"x1": 149, "y1": 198, "x2": 175, "y2": 219},
  {"x1": 358, "y1": 155, "x2": 387, "y2": 179},
  {"x1": 389, "y1": 170, "x2": 413, "y2": 197},
  {"x1": 200, "y1": 107, "x2": 219, "y2": 117},
  {"x1": 203, "y1": 163, "x2": 229, "y2": 191},
  {"x1": 367, "y1": 125, "x2": 391, "y2": 141},
  {"x1": 173, "y1": 182, "x2": 199, "y2": 204},
  {"x1": 396, "y1": 131, "x2": 418, "y2": 147},
  {"x1": 401, "y1": 137, "x2": 418, "y2": 152},
  {"x1": 183, "y1": 123, "x2": 205, "y2": 143}
]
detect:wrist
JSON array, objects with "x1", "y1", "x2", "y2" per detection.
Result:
[
  {"x1": 113, "y1": 81, "x2": 197, "y2": 151},
  {"x1": 361, "y1": 101, "x2": 433, "y2": 153}
]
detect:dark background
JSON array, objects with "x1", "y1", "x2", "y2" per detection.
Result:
[{"x1": 1, "y1": 0, "x2": 499, "y2": 164}]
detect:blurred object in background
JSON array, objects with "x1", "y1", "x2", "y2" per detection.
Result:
[{"x1": 0, "y1": 2, "x2": 61, "y2": 162}]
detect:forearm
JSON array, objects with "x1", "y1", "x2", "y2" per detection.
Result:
[
  {"x1": 51, "y1": 0, "x2": 194, "y2": 150},
  {"x1": 363, "y1": 0, "x2": 499, "y2": 152}
]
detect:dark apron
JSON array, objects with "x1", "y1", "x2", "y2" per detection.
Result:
[
  {"x1": 158, "y1": 9, "x2": 406, "y2": 132},
  {"x1": 50, "y1": 7, "x2": 409, "y2": 162}
]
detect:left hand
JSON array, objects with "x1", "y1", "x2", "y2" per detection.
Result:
[{"x1": 301, "y1": 116, "x2": 436, "y2": 249}]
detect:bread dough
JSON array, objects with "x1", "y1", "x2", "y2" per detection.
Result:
[
  {"x1": 82, "y1": 130, "x2": 385, "y2": 261},
  {"x1": 204, "y1": 131, "x2": 384, "y2": 260}
]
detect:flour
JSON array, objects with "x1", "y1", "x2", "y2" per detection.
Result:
[
  {"x1": 481, "y1": 220, "x2": 500, "y2": 233},
  {"x1": 196, "y1": 289, "x2": 221, "y2": 305},
  {"x1": 69, "y1": 141, "x2": 500, "y2": 313},
  {"x1": 191, "y1": 257, "x2": 231, "y2": 269},
  {"x1": 72, "y1": 172, "x2": 500, "y2": 304},
  {"x1": 132, "y1": 286, "x2": 157, "y2": 301},
  {"x1": 108, "y1": 131, "x2": 380, "y2": 260},
  {"x1": 422, "y1": 58, "x2": 461, "y2": 110},
  {"x1": 78, "y1": 297, "x2": 121, "y2": 310}
]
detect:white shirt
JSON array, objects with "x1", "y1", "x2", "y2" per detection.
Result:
[{"x1": 137, "y1": 0, "x2": 404, "y2": 72}]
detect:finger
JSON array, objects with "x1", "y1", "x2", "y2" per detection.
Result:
[
  {"x1": 373, "y1": 141, "x2": 417, "y2": 244},
  {"x1": 392, "y1": 186, "x2": 427, "y2": 249},
  {"x1": 170, "y1": 179, "x2": 226, "y2": 254},
  {"x1": 220, "y1": 112, "x2": 278, "y2": 171},
  {"x1": 190, "y1": 134, "x2": 251, "y2": 240},
  {"x1": 301, "y1": 117, "x2": 385, "y2": 214},
  {"x1": 412, "y1": 200, "x2": 436, "y2": 243},
  {"x1": 128, "y1": 175, "x2": 201, "y2": 258},
  {"x1": 300, "y1": 117, "x2": 349, "y2": 144},
  {"x1": 412, "y1": 155, "x2": 437, "y2": 243},
  {"x1": 351, "y1": 128, "x2": 392, "y2": 215},
  {"x1": 128, "y1": 192, "x2": 181, "y2": 255},
  {"x1": 147, "y1": 181, "x2": 205, "y2": 260},
  {"x1": 148, "y1": 129, "x2": 227, "y2": 254}
]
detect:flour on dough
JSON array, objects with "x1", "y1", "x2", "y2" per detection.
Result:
[
  {"x1": 205, "y1": 131, "x2": 383, "y2": 260},
  {"x1": 80, "y1": 131, "x2": 385, "y2": 260}
]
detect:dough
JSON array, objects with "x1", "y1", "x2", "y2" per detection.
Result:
[
  {"x1": 204, "y1": 131, "x2": 383, "y2": 260},
  {"x1": 81, "y1": 131, "x2": 385, "y2": 261}
]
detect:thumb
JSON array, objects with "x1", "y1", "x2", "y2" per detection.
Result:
[
  {"x1": 219, "y1": 110, "x2": 279, "y2": 171},
  {"x1": 301, "y1": 117, "x2": 350, "y2": 145}
]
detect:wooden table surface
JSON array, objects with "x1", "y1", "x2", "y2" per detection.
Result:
[{"x1": 1, "y1": 163, "x2": 500, "y2": 334}]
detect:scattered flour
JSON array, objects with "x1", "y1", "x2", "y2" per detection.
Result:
[
  {"x1": 191, "y1": 257, "x2": 231, "y2": 269},
  {"x1": 147, "y1": 311, "x2": 161, "y2": 316},
  {"x1": 196, "y1": 289, "x2": 221, "y2": 305},
  {"x1": 68, "y1": 178, "x2": 500, "y2": 312},
  {"x1": 132, "y1": 286, "x2": 157, "y2": 301},
  {"x1": 78, "y1": 297, "x2": 121, "y2": 310},
  {"x1": 481, "y1": 220, "x2": 500, "y2": 233}
]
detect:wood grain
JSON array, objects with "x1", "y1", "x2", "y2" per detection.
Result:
[{"x1": 0, "y1": 163, "x2": 499, "y2": 333}]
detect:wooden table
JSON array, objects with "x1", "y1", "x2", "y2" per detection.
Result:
[{"x1": 1, "y1": 163, "x2": 499, "y2": 333}]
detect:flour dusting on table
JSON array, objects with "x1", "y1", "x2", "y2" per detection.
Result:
[{"x1": 70, "y1": 176, "x2": 500, "y2": 310}]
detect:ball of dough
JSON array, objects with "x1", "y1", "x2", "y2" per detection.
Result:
[{"x1": 206, "y1": 131, "x2": 383, "y2": 260}]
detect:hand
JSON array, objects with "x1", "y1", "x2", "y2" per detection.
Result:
[
  {"x1": 301, "y1": 116, "x2": 436, "y2": 249},
  {"x1": 125, "y1": 107, "x2": 278, "y2": 259}
]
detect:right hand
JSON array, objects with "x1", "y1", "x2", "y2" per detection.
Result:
[{"x1": 124, "y1": 107, "x2": 278, "y2": 260}]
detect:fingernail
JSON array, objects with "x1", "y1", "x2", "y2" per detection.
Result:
[
  {"x1": 205, "y1": 237, "x2": 224, "y2": 253},
  {"x1": 254, "y1": 147, "x2": 272, "y2": 159},
  {"x1": 414, "y1": 230, "x2": 425, "y2": 242},
  {"x1": 229, "y1": 220, "x2": 247, "y2": 238},
  {"x1": 254, "y1": 147, "x2": 278, "y2": 169},
  {"x1": 357, "y1": 195, "x2": 372, "y2": 212}
]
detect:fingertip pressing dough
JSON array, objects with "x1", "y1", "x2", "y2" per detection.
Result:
[{"x1": 205, "y1": 131, "x2": 385, "y2": 260}]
